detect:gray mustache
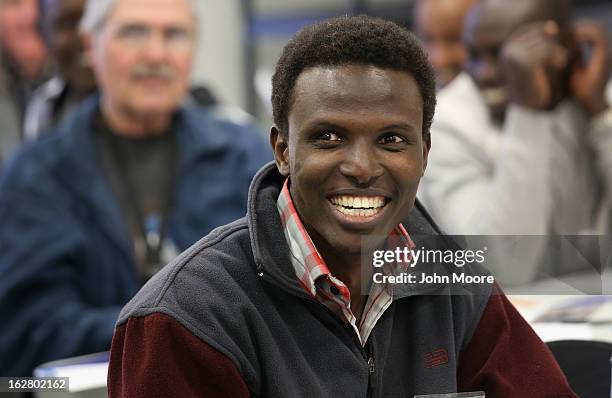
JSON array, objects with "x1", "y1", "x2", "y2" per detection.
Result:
[{"x1": 131, "y1": 64, "x2": 174, "y2": 80}]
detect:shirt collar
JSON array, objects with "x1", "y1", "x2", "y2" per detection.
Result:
[{"x1": 276, "y1": 178, "x2": 415, "y2": 297}]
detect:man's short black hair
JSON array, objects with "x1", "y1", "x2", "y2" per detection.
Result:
[{"x1": 272, "y1": 15, "x2": 436, "y2": 137}]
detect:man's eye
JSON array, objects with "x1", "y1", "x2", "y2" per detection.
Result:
[
  {"x1": 379, "y1": 134, "x2": 406, "y2": 145},
  {"x1": 319, "y1": 132, "x2": 342, "y2": 142},
  {"x1": 165, "y1": 28, "x2": 193, "y2": 48},
  {"x1": 165, "y1": 28, "x2": 190, "y2": 41},
  {"x1": 117, "y1": 25, "x2": 150, "y2": 42}
]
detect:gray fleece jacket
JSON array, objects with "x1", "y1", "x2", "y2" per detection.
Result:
[{"x1": 108, "y1": 163, "x2": 576, "y2": 398}]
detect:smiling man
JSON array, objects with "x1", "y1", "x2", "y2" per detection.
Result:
[{"x1": 108, "y1": 16, "x2": 577, "y2": 397}]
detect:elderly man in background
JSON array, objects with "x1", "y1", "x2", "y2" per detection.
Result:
[
  {"x1": 0, "y1": 0, "x2": 270, "y2": 376},
  {"x1": 0, "y1": 0, "x2": 49, "y2": 162},
  {"x1": 23, "y1": 0, "x2": 223, "y2": 140},
  {"x1": 414, "y1": 0, "x2": 476, "y2": 89},
  {"x1": 419, "y1": 0, "x2": 612, "y2": 285}
]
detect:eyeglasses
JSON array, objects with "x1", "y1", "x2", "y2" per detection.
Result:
[{"x1": 111, "y1": 23, "x2": 194, "y2": 51}]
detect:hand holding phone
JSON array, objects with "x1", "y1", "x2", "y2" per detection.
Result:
[
  {"x1": 500, "y1": 21, "x2": 569, "y2": 110},
  {"x1": 570, "y1": 20, "x2": 610, "y2": 117}
]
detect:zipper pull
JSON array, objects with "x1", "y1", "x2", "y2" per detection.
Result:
[
  {"x1": 367, "y1": 356, "x2": 376, "y2": 393},
  {"x1": 368, "y1": 357, "x2": 375, "y2": 374}
]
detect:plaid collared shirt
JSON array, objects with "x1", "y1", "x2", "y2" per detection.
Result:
[{"x1": 277, "y1": 179, "x2": 415, "y2": 346}]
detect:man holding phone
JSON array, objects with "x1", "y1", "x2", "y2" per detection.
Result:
[{"x1": 419, "y1": 0, "x2": 612, "y2": 281}]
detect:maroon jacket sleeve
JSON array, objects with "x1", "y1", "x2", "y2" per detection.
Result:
[
  {"x1": 108, "y1": 312, "x2": 250, "y2": 398},
  {"x1": 457, "y1": 286, "x2": 578, "y2": 397}
]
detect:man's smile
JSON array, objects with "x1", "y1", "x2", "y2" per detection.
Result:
[
  {"x1": 329, "y1": 195, "x2": 388, "y2": 217},
  {"x1": 325, "y1": 193, "x2": 393, "y2": 227}
]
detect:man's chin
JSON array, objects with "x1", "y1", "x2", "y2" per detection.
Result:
[
  {"x1": 325, "y1": 232, "x2": 388, "y2": 258},
  {"x1": 132, "y1": 102, "x2": 180, "y2": 116}
]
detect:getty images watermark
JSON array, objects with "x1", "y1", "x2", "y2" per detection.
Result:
[
  {"x1": 362, "y1": 234, "x2": 612, "y2": 295},
  {"x1": 369, "y1": 246, "x2": 495, "y2": 286}
]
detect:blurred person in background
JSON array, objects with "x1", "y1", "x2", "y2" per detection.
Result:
[
  {"x1": 0, "y1": 0, "x2": 49, "y2": 162},
  {"x1": 574, "y1": 21, "x2": 612, "y2": 229},
  {"x1": 0, "y1": 41, "x2": 21, "y2": 164},
  {"x1": 0, "y1": 0, "x2": 271, "y2": 376},
  {"x1": 419, "y1": 0, "x2": 612, "y2": 282},
  {"x1": 414, "y1": 0, "x2": 476, "y2": 89},
  {"x1": 23, "y1": 0, "x2": 97, "y2": 139},
  {"x1": 23, "y1": 0, "x2": 223, "y2": 140}
]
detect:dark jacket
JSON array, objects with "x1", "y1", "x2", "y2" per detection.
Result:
[
  {"x1": 0, "y1": 96, "x2": 271, "y2": 376},
  {"x1": 108, "y1": 163, "x2": 576, "y2": 397}
]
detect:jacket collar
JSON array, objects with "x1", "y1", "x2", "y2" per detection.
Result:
[
  {"x1": 57, "y1": 93, "x2": 234, "y2": 174},
  {"x1": 50, "y1": 94, "x2": 234, "y2": 261},
  {"x1": 247, "y1": 163, "x2": 460, "y2": 300}
]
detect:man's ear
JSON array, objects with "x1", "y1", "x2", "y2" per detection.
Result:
[
  {"x1": 422, "y1": 132, "x2": 431, "y2": 176},
  {"x1": 270, "y1": 126, "x2": 290, "y2": 177}
]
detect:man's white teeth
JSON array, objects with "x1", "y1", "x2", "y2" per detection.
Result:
[
  {"x1": 335, "y1": 207, "x2": 380, "y2": 217},
  {"x1": 330, "y1": 196, "x2": 385, "y2": 209},
  {"x1": 329, "y1": 196, "x2": 386, "y2": 217}
]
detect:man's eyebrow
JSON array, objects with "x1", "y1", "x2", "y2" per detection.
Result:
[
  {"x1": 304, "y1": 121, "x2": 349, "y2": 133},
  {"x1": 114, "y1": 21, "x2": 147, "y2": 29},
  {"x1": 303, "y1": 121, "x2": 419, "y2": 134},
  {"x1": 379, "y1": 123, "x2": 418, "y2": 133},
  {"x1": 113, "y1": 20, "x2": 191, "y2": 29}
]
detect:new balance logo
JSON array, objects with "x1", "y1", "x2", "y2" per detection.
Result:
[{"x1": 424, "y1": 348, "x2": 449, "y2": 368}]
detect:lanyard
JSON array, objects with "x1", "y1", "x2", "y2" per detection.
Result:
[{"x1": 102, "y1": 125, "x2": 179, "y2": 279}]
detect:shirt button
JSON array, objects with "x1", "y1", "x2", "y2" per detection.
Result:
[{"x1": 330, "y1": 285, "x2": 340, "y2": 295}]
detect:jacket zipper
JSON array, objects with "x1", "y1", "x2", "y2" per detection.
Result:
[
  {"x1": 304, "y1": 296, "x2": 378, "y2": 397},
  {"x1": 258, "y1": 270, "x2": 447, "y2": 397},
  {"x1": 367, "y1": 355, "x2": 376, "y2": 398}
]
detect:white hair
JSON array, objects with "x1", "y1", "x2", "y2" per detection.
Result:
[{"x1": 80, "y1": 0, "x2": 198, "y2": 34}]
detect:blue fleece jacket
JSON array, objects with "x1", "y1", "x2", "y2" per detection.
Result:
[{"x1": 0, "y1": 96, "x2": 271, "y2": 376}]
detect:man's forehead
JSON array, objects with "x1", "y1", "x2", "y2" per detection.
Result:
[
  {"x1": 0, "y1": 0, "x2": 24, "y2": 9},
  {"x1": 108, "y1": 0, "x2": 193, "y2": 26},
  {"x1": 299, "y1": 65, "x2": 392, "y2": 90},
  {"x1": 288, "y1": 65, "x2": 423, "y2": 131},
  {"x1": 417, "y1": 0, "x2": 475, "y2": 22},
  {"x1": 293, "y1": 65, "x2": 418, "y2": 101}
]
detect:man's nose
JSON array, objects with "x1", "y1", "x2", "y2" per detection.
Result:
[
  {"x1": 339, "y1": 141, "x2": 383, "y2": 186},
  {"x1": 142, "y1": 33, "x2": 167, "y2": 61}
]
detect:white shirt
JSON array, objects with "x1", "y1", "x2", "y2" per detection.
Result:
[{"x1": 419, "y1": 73, "x2": 607, "y2": 284}]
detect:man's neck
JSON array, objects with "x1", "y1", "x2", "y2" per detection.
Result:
[
  {"x1": 65, "y1": 80, "x2": 96, "y2": 104},
  {"x1": 102, "y1": 101, "x2": 171, "y2": 138}
]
